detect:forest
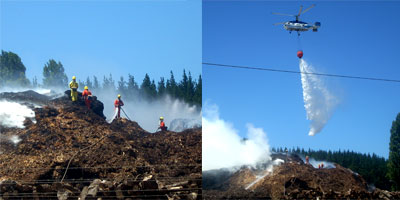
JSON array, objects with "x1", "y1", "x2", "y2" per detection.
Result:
[{"x1": 0, "y1": 50, "x2": 201, "y2": 106}]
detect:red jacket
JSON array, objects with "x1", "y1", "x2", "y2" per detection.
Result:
[
  {"x1": 160, "y1": 121, "x2": 165, "y2": 128},
  {"x1": 114, "y1": 99, "x2": 124, "y2": 107},
  {"x1": 82, "y1": 90, "x2": 92, "y2": 100}
]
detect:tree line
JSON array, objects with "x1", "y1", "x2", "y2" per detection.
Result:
[
  {"x1": 77, "y1": 70, "x2": 201, "y2": 106},
  {"x1": 0, "y1": 50, "x2": 201, "y2": 106}
]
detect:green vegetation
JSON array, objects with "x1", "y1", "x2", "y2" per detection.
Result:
[
  {"x1": 0, "y1": 50, "x2": 30, "y2": 86},
  {"x1": 98, "y1": 70, "x2": 202, "y2": 106},
  {"x1": 388, "y1": 113, "x2": 400, "y2": 190},
  {"x1": 42, "y1": 59, "x2": 68, "y2": 88},
  {"x1": 0, "y1": 50, "x2": 201, "y2": 107}
]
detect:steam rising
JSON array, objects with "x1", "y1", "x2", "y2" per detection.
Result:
[
  {"x1": 94, "y1": 90, "x2": 201, "y2": 132},
  {"x1": 10, "y1": 135, "x2": 21, "y2": 145},
  {"x1": 299, "y1": 59, "x2": 338, "y2": 136},
  {"x1": 0, "y1": 86, "x2": 201, "y2": 132},
  {"x1": 0, "y1": 101, "x2": 35, "y2": 128},
  {"x1": 245, "y1": 158, "x2": 284, "y2": 190},
  {"x1": 202, "y1": 104, "x2": 272, "y2": 171}
]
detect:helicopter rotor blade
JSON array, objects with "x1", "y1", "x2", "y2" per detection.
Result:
[
  {"x1": 298, "y1": 5, "x2": 303, "y2": 17},
  {"x1": 301, "y1": 4, "x2": 315, "y2": 15},
  {"x1": 273, "y1": 22, "x2": 286, "y2": 25},
  {"x1": 272, "y1": 12, "x2": 295, "y2": 17}
]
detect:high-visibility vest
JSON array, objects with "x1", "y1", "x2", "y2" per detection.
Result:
[{"x1": 69, "y1": 81, "x2": 78, "y2": 90}]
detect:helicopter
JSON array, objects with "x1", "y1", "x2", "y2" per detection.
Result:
[{"x1": 273, "y1": 4, "x2": 321, "y2": 36}]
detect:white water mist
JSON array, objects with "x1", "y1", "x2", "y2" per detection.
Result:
[
  {"x1": 0, "y1": 101, "x2": 35, "y2": 128},
  {"x1": 299, "y1": 155, "x2": 336, "y2": 169},
  {"x1": 245, "y1": 159, "x2": 284, "y2": 190},
  {"x1": 202, "y1": 104, "x2": 272, "y2": 171},
  {"x1": 94, "y1": 88, "x2": 201, "y2": 132},
  {"x1": 299, "y1": 59, "x2": 338, "y2": 136},
  {"x1": 0, "y1": 87, "x2": 201, "y2": 132}
]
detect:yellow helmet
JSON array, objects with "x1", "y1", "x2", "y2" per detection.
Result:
[
  {"x1": 72, "y1": 76, "x2": 76, "y2": 80},
  {"x1": 160, "y1": 116, "x2": 164, "y2": 120},
  {"x1": 84, "y1": 86, "x2": 88, "y2": 90},
  {"x1": 117, "y1": 94, "x2": 121, "y2": 98}
]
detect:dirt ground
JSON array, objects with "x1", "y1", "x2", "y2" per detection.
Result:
[
  {"x1": 203, "y1": 155, "x2": 400, "y2": 200},
  {"x1": 0, "y1": 90, "x2": 201, "y2": 199}
]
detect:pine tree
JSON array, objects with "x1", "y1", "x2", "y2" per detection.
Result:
[
  {"x1": 0, "y1": 50, "x2": 30, "y2": 86},
  {"x1": 388, "y1": 113, "x2": 400, "y2": 191},
  {"x1": 194, "y1": 75, "x2": 202, "y2": 106},
  {"x1": 126, "y1": 74, "x2": 139, "y2": 100},
  {"x1": 78, "y1": 80, "x2": 85, "y2": 90},
  {"x1": 117, "y1": 76, "x2": 127, "y2": 96},
  {"x1": 186, "y1": 71, "x2": 195, "y2": 104},
  {"x1": 103, "y1": 76, "x2": 109, "y2": 90},
  {"x1": 150, "y1": 80, "x2": 157, "y2": 99},
  {"x1": 32, "y1": 76, "x2": 38, "y2": 87},
  {"x1": 127, "y1": 74, "x2": 139, "y2": 91},
  {"x1": 103, "y1": 74, "x2": 115, "y2": 91},
  {"x1": 179, "y1": 69, "x2": 188, "y2": 99},
  {"x1": 86, "y1": 77, "x2": 93, "y2": 90},
  {"x1": 93, "y1": 76, "x2": 100, "y2": 90},
  {"x1": 166, "y1": 71, "x2": 177, "y2": 98},
  {"x1": 42, "y1": 59, "x2": 68, "y2": 88},
  {"x1": 157, "y1": 77, "x2": 166, "y2": 97},
  {"x1": 140, "y1": 73, "x2": 152, "y2": 99}
]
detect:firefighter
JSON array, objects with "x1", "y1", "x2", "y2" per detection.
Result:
[
  {"x1": 114, "y1": 94, "x2": 124, "y2": 119},
  {"x1": 82, "y1": 86, "x2": 92, "y2": 109},
  {"x1": 159, "y1": 117, "x2": 167, "y2": 131},
  {"x1": 69, "y1": 76, "x2": 79, "y2": 102}
]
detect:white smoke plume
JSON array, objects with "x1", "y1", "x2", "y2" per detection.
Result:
[
  {"x1": 299, "y1": 59, "x2": 338, "y2": 136},
  {"x1": 0, "y1": 86, "x2": 201, "y2": 132},
  {"x1": 202, "y1": 104, "x2": 272, "y2": 171},
  {"x1": 94, "y1": 89, "x2": 201, "y2": 132},
  {"x1": 0, "y1": 101, "x2": 35, "y2": 128}
]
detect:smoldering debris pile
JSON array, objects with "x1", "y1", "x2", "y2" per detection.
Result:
[
  {"x1": 0, "y1": 90, "x2": 201, "y2": 199},
  {"x1": 203, "y1": 153, "x2": 400, "y2": 200}
]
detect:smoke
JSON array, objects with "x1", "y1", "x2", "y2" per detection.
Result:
[
  {"x1": 0, "y1": 86, "x2": 201, "y2": 132},
  {"x1": 299, "y1": 59, "x2": 338, "y2": 136},
  {"x1": 0, "y1": 131, "x2": 22, "y2": 147},
  {"x1": 0, "y1": 101, "x2": 35, "y2": 128},
  {"x1": 93, "y1": 89, "x2": 201, "y2": 132},
  {"x1": 245, "y1": 159, "x2": 284, "y2": 190},
  {"x1": 202, "y1": 104, "x2": 272, "y2": 171},
  {"x1": 9, "y1": 135, "x2": 21, "y2": 145},
  {"x1": 0, "y1": 87, "x2": 52, "y2": 96}
]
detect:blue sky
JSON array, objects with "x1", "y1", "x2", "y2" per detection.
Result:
[
  {"x1": 0, "y1": 0, "x2": 201, "y2": 85},
  {"x1": 203, "y1": 1, "x2": 400, "y2": 158}
]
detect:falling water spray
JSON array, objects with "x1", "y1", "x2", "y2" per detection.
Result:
[{"x1": 299, "y1": 59, "x2": 338, "y2": 136}]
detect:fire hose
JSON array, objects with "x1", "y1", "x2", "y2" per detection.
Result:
[{"x1": 120, "y1": 107, "x2": 132, "y2": 121}]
